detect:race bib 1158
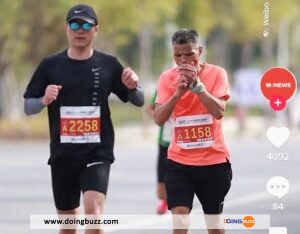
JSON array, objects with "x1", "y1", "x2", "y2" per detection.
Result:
[{"x1": 174, "y1": 114, "x2": 215, "y2": 149}]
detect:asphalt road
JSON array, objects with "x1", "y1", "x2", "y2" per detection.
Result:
[{"x1": 0, "y1": 124, "x2": 299, "y2": 234}]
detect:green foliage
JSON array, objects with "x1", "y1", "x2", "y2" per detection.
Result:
[
  {"x1": 0, "y1": 0, "x2": 300, "y2": 92},
  {"x1": 1, "y1": 0, "x2": 299, "y2": 72},
  {"x1": 176, "y1": 0, "x2": 217, "y2": 36},
  {"x1": 0, "y1": 0, "x2": 69, "y2": 79}
]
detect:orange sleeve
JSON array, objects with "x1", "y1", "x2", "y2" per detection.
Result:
[
  {"x1": 211, "y1": 68, "x2": 230, "y2": 101},
  {"x1": 155, "y1": 72, "x2": 173, "y2": 104}
]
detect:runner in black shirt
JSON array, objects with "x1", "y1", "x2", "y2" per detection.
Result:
[{"x1": 23, "y1": 4, "x2": 144, "y2": 234}]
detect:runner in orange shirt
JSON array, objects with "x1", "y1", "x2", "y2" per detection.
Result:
[{"x1": 154, "y1": 29, "x2": 232, "y2": 234}]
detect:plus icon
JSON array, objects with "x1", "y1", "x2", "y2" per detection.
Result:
[
  {"x1": 270, "y1": 96, "x2": 286, "y2": 111},
  {"x1": 274, "y1": 99, "x2": 282, "y2": 107}
]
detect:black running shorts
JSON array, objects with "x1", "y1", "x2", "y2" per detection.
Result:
[
  {"x1": 51, "y1": 159, "x2": 111, "y2": 210},
  {"x1": 165, "y1": 159, "x2": 232, "y2": 214}
]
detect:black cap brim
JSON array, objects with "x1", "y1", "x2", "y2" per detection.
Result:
[{"x1": 67, "y1": 16, "x2": 96, "y2": 25}]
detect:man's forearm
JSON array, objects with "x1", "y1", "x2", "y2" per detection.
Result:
[
  {"x1": 153, "y1": 94, "x2": 179, "y2": 126},
  {"x1": 196, "y1": 91, "x2": 225, "y2": 120},
  {"x1": 128, "y1": 86, "x2": 144, "y2": 107},
  {"x1": 24, "y1": 97, "x2": 45, "y2": 115}
]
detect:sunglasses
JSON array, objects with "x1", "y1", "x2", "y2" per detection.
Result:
[{"x1": 69, "y1": 21, "x2": 95, "y2": 31}]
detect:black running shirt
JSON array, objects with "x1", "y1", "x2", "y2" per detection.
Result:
[{"x1": 24, "y1": 50, "x2": 129, "y2": 164}]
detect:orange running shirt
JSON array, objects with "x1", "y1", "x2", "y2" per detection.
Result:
[{"x1": 156, "y1": 63, "x2": 230, "y2": 166}]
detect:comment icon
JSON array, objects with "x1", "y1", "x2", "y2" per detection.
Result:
[{"x1": 266, "y1": 176, "x2": 290, "y2": 198}]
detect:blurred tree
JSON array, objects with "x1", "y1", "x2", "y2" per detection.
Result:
[
  {"x1": 0, "y1": 0, "x2": 300, "y2": 119},
  {"x1": 91, "y1": 0, "x2": 180, "y2": 80},
  {"x1": 0, "y1": 0, "x2": 23, "y2": 118},
  {"x1": 176, "y1": 0, "x2": 217, "y2": 36},
  {"x1": 229, "y1": 0, "x2": 300, "y2": 69},
  {"x1": 0, "y1": 0, "x2": 68, "y2": 118},
  {"x1": 174, "y1": 0, "x2": 300, "y2": 70},
  {"x1": 175, "y1": 0, "x2": 234, "y2": 68},
  {"x1": 0, "y1": 0, "x2": 21, "y2": 78}
]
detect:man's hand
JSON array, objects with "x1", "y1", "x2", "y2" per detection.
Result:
[
  {"x1": 175, "y1": 63, "x2": 198, "y2": 98},
  {"x1": 178, "y1": 63, "x2": 198, "y2": 84},
  {"x1": 122, "y1": 67, "x2": 139, "y2": 90},
  {"x1": 175, "y1": 75, "x2": 189, "y2": 98},
  {"x1": 42, "y1": 85, "x2": 62, "y2": 106}
]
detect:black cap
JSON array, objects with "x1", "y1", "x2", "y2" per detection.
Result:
[{"x1": 66, "y1": 4, "x2": 98, "y2": 25}]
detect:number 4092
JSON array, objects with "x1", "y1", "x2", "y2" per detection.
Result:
[{"x1": 267, "y1": 153, "x2": 289, "y2": 161}]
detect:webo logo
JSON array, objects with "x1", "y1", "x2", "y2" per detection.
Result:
[{"x1": 224, "y1": 216, "x2": 255, "y2": 228}]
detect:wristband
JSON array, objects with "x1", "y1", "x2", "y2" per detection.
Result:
[{"x1": 189, "y1": 77, "x2": 205, "y2": 94}]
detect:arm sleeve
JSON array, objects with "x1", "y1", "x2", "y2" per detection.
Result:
[
  {"x1": 24, "y1": 97, "x2": 45, "y2": 115},
  {"x1": 111, "y1": 57, "x2": 129, "y2": 103},
  {"x1": 128, "y1": 86, "x2": 144, "y2": 107},
  {"x1": 211, "y1": 68, "x2": 230, "y2": 101}
]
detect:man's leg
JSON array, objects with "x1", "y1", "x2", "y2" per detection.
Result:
[
  {"x1": 57, "y1": 208, "x2": 80, "y2": 234},
  {"x1": 204, "y1": 214, "x2": 225, "y2": 234},
  {"x1": 157, "y1": 144, "x2": 168, "y2": 201},
  {"x1": 157, "y1": 182, "x2": 166, "y2": 200},
  {"x1": 80, "y1": 161, "x2": 111, "y2": 234},
  {"x1": 171, "y1": 206, "x2": 190, "y2": 234},
  {"x1": 83, "y1": 191, "x2": 106, "y2": 234},
  {"x1": 156, "y1": 145, "x2": 168, "y2": 214},
  {"x1": 195, "y1": 162, "x2": 232, "y2": 234},
  {"x1": 165, "y1": 160, "x2": 195, "y2": 234},
  {"x1": 51, "y1": 160, "x2": 82, "y2": 234},
  {"x1": 207, "y1": 229, "x2": 225, "y2": 234}
]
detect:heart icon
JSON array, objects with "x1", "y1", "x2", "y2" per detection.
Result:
[{"x1": 266, "y1": 127, "x2": 290, "y2": 148}]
